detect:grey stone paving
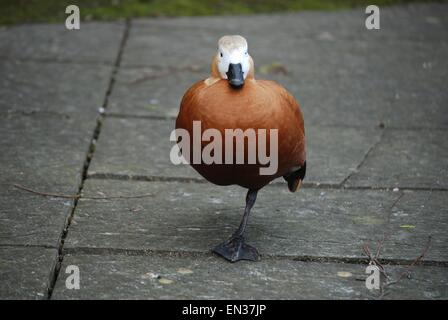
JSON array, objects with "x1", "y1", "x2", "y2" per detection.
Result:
[
  {"x1": 52, "y1": 253, "x2": 448, "y2": 299},
  {"x1": 0, "y1": 24, "x2": 117, "y2": 297},
  {"x1": 0, "y1": 60, "x2": 112, "y2": 116},
  {"x1": 65, "y1": 179, "x2": 447, "y2": 262},
  {"x1": 0, "y1": 22, "x2": 124, "y2": 63},
  {"x1": 0, "y1": 114, "x2": 93, "y2": 248},
  {"x1": 346, "y1": 129, "x2": 448, "y2": 189},
  {"x1": 0, "y1": 247, "x2": 58, "y2": 299},
  {"x1": 0, "y1": 3, "x2": 447, "y2": 299}
]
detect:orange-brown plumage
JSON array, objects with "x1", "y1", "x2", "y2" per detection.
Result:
[{"x1": 176, "y1": 79, "x2": 305, "y2": 189}]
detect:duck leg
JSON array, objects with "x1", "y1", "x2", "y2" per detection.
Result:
[{"x1": 213, "y1": 189, "x2": 260, "y2": 262}]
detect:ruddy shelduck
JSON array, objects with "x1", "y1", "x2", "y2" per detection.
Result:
[{"x1": 176, "y1": 35, "x2": 306, "y2": 262}]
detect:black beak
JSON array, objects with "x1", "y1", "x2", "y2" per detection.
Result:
[{"x1": 226, "y1": 63, "x2": 244, "y2": 89}]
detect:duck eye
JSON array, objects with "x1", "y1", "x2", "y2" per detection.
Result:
[
  {"x1": 245, "y1": 51, "x2": 248, "y2": 55},
  {"x1": 220, "y1": 52, "x2": 223, "y2": 58}
]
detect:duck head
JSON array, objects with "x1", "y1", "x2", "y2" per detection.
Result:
[{"x1": 211, "y1": 35, "x2": 254, "y2": 89}]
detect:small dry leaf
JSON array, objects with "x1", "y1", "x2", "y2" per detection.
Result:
[
  {"x1": 145, "y1": 104, "x2": 158, "y2": 110},
  {"x1": 177, "y1": 268, "x2": 193, "y2": 275},
  {"x1": 353, "y1": 216, "x2": 384, "y2": 225},
  {"x1": 337, "y1": 271, "x2": 353, "y2": 278},
  {"x1": 158, "y1": 278, "x2": 173, "y2": 285}
]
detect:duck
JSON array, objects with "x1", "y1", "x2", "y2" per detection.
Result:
[{"x1": 176, "y1": 35, "x2": 306, "y2": 262}]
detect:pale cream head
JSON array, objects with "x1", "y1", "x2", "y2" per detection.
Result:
[{"x1": 216, "y1": 35, "x2": 251, "y2": 80}]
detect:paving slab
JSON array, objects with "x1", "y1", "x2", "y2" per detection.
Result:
[
  {"x1": 0, "y1": 247, "x2": 58, "y2": 299},
  {"x1": 0, "y1": 48, "x2": 116, "y2": 247},
  {"x1": 387, "y1": 190, "x2": 448, "y2": 260},
  {"x1": 346, "y1": 129, "x2": 448, "y2": 189},
  {"x1": 0, "y1": 189, "x2": 72, "y2": 247},
  {"x1": 288, "y1": 39, "x2": 448, "y2": 129},
  {"x1": 0, "y1": 113, "x2": 95, "y2": 246},
  {"x1": 88, "y1": 117, "x2": 382, "y2": 185},
  {"x1": 65, "y1": 179, "x2": 447, "y2": 261},
  {"x1": 0, "y1": 113, "x2": 93, "y2": 190},
  {"x1": 108, "y1": 66, "x2": 207, "y2": 118},
  {"x1": 88, "y1": 117, "x2": 198, "y2": 179},
  {"x1": 0, "y1": 59, "x2": 112, "y2": 116},
  {"x1": 384, "y1": 84, "x2": 448, "y2": 129},
  {"x1": 0, "y1": 22, "x2": 124, "y2": 63},
  {"x1": 52, "y1": 253, "x2": 448, "y2": 299}
]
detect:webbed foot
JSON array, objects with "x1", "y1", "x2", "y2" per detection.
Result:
[{"x1": 212, "y1": 236, "x2": 260, "y2": 262}]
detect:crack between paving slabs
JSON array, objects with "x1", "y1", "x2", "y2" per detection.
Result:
[{"x1": 44, "y1": 19, "x2": 131, "y2": 300}]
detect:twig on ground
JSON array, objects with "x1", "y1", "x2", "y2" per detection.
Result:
[
  {"x1": 13, "y1": 183, "x2": 78, "y2": 199},
  {"x1": 362, "y1": 236, "x2": 388, "y2": 278},
  {"x1": 363, "y1": 235, "x2": 432, "y2": 299},
  {"x1": 387, "y1": 236, "x2": 432, "y2": 286},
  {"x1": 362, "y1": 243, "x2": 387, "y2": 300},
  {"x1": 375, "y1": 235, "x2": 386, "y2": 261},
  {"x1": 13, "y1": 183, "x2": 156, "y2": 200}
]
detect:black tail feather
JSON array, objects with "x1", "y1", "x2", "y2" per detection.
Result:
[{"x1": 283, "y1": 161, "x2": 306, "y2": 192}]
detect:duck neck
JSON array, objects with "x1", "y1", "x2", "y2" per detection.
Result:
[
  {"x1": 247, "y1": 56, "x2": 255, "y2": 80},
  {"x1": 210, "y1": 55, "x2": 221, "y2": 79}
]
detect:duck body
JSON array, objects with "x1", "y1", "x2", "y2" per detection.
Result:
[
  {"x1": 176, "y1": 78, "x2": 306, "y2": 189},
  {"x1": 175, "y1": 35, "x2": 306, "y2": 262}
]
